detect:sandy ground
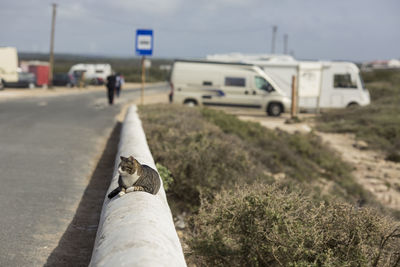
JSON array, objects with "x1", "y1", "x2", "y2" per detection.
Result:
[{"x1": 317, "y1": 133, "x2": 400, "y2": 211}]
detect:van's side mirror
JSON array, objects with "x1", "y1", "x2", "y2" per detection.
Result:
[{"x1": 263, "y1": 85, "x2": 274, "y2": 92}]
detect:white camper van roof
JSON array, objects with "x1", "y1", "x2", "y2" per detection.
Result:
[
  {"x1": 175, "y1": 59, "x2": 254, "y2": 67},
  {"x1": 207, "y1": 53, "x2": 296, "y2": 62}
]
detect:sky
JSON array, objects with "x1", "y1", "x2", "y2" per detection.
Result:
[{"x1": 0, "y1": 0, "x2": 399, "y2": 61}]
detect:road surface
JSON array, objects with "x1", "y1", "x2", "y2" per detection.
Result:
[{"x1": 0, "y1": 84, "x2": 168, "y2": 266}]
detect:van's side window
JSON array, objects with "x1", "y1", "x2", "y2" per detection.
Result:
[
  {"x1": 225, "y1": 77, "x2": 245, "y2": 87},
  {"x1": 334, "y1": 74, "x2": 357, "y2": 89},
  {"x1": 255, "y1": 76, "x2": 274, "y2": 92},
  {"x1": 203, "y1": 81, "x2": 213, "y2": 86}
]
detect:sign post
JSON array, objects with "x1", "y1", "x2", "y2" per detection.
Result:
[{"x1": 135, "y1": 29, "x2": 153, "y2": 105}]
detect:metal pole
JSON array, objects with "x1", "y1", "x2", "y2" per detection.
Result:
[
  {"x1": 291, "y1": 75, "x2": 297, "y2": 118},
  {"x1": 141, "y1": 56, "x2": 145, "y2": 105},
  {"x1": 271, "y1": 25, "x2": 277, "y2": 54},
  {"x1": 283, "y1": 34, "x2": 288, "y2": 55},
  {"x1": 49, "y1": 3, "x2": 57, "y2": 89}
]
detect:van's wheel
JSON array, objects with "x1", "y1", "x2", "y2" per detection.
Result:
[
  {"x1": 267, "y1": 103, "x2": 283, "y2": 116},
  {"x1": 347, "y1": 102, "x2": 359, "y2": 108},
  {"x1": 184, "y1": 99, "x2": 197, "y2": 107}
]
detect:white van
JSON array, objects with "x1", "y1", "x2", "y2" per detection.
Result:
[
  {"x1": 169, "y1": 60, "x2": 291, "y2": 116},
  {"x1": 68, "y1": 63, "x2": 112, "y2": 84},
  {"x1": 0, "y1": 47, "x2": 19, "y2": 89},
  {"x1": 207, "y1": 54, "x2": 371, "y2": 110}
]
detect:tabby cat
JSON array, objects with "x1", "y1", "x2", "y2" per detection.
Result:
[{"x1": 107, "y1": 156, "x2": 161, "y2": 199}]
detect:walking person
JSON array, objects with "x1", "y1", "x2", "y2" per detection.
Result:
[
  {"x1": 115, "y1": 73, "x2": 124, "y2": 97},
  {"x1": 106, "y1": 72, "x2": 117, "y2": 105}
]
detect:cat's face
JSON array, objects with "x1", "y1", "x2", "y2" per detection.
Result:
[{"x1": 119, "y1": 156, "x2": 137, "y2": 175}]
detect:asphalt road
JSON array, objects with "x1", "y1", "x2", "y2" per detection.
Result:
[{"x1": 0, "y1": 84, "x2": 168, "y2": 266}]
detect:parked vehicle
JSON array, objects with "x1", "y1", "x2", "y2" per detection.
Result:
[
  {"x1": 207, "y1": 53, "x2": 371, "y2": 110},
  {"x1": 4, "y1": 72, "x2": 36, "y2": 89},
  {"x1": 0, "y1": 47, "x2": 19, "y2": 90},
  {"x1": 28, "y1": 62, "x2": 49, "y2": 87},
  {"x1": 52, "y1": 73, "x2": 75, "y2": 87},
  {"x1": 68, "y1": 64, "x2": 112, "y2": 85},
  {"x1": 169, "y1": 60, "x2": 291, "y2": 116}
]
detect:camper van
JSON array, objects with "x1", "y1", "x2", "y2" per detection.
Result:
[
  {"x1": 169, "y1": 60, "x2": 291, "y2": 116},
  {"x1": 207, "y1": 54, "x2": 371, "y2": 110},
  {"x1": 0, "y1": 47, "x2": 19, "y2": 89},
  {"x1": 68, "y1": 64, "x2": 112, "y2": 85}
]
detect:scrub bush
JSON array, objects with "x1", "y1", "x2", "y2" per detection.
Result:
[{"x1": 189, "y1": 184, "x2": 400, "y2": 266}]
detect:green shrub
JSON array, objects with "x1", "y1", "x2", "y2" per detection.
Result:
[
  {"x1": 189, "y1": 184, "x2": 400, "y2": 266},
  {"x1": 361, "y1": 70, "x2": 400, "y2": 101},
  {"x1": 156, "y1": 163, "x2": 174, "y2": 191}
]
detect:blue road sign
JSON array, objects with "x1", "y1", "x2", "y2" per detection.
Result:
[{"x1": 135, "y1": 29, "x2": 153, "y2": 56}]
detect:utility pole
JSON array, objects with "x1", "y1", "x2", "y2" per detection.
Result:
[
  {"x1": 49, "y1": 3, "x2": 57, "y2": 88},
  {"x1": 271, "y1": 25, "x2": 277, "y2": 54},
  {"x1": 283, "y1": 34, "x2": 288, "y2": 54}
]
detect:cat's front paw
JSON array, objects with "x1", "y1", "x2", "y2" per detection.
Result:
[
  {"x1": 118, "y1": 191, "x2": 126, "y2": 197},
  {"x1": 125, "y1": 186, "x2": 135, "y2": 193}
]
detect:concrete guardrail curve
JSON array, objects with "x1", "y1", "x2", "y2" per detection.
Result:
[{"x1": 90, "y1": 105, "x2": 186, "y2": 267}]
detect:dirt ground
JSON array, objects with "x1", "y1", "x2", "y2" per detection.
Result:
[{"x1": 317, "y1": 132, "x2": 400, "y2": 211}]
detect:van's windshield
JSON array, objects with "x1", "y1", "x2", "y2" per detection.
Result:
[{"x1": 255, "y1": 76, "x2": 274, "y2": 92}]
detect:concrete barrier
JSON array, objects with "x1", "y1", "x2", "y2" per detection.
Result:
[{"x1": 90, "y1": 105, "x2": 186, "y2": 267}]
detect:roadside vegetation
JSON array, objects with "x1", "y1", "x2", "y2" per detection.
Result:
[
  {"x1": 139, "y1": 104, "x2": 400, "y2": 266},
  {"x1": 19, "y1": 52, "x2": 171, "y2": 83},
  {"x1": 191, "y1": 184, "x2": 400, "y2": 266},
  {"x1": 317, "y1": 69, "x2": 400, "y2": 162}
]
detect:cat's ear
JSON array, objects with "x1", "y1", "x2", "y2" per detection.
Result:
[{"x1": 120, "y1": 156, "x2": 126, "y2": 161}]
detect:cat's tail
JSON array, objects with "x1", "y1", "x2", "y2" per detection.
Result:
[{"x1": 107, "y1": 186, "x2": 122, "y2": 199}]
